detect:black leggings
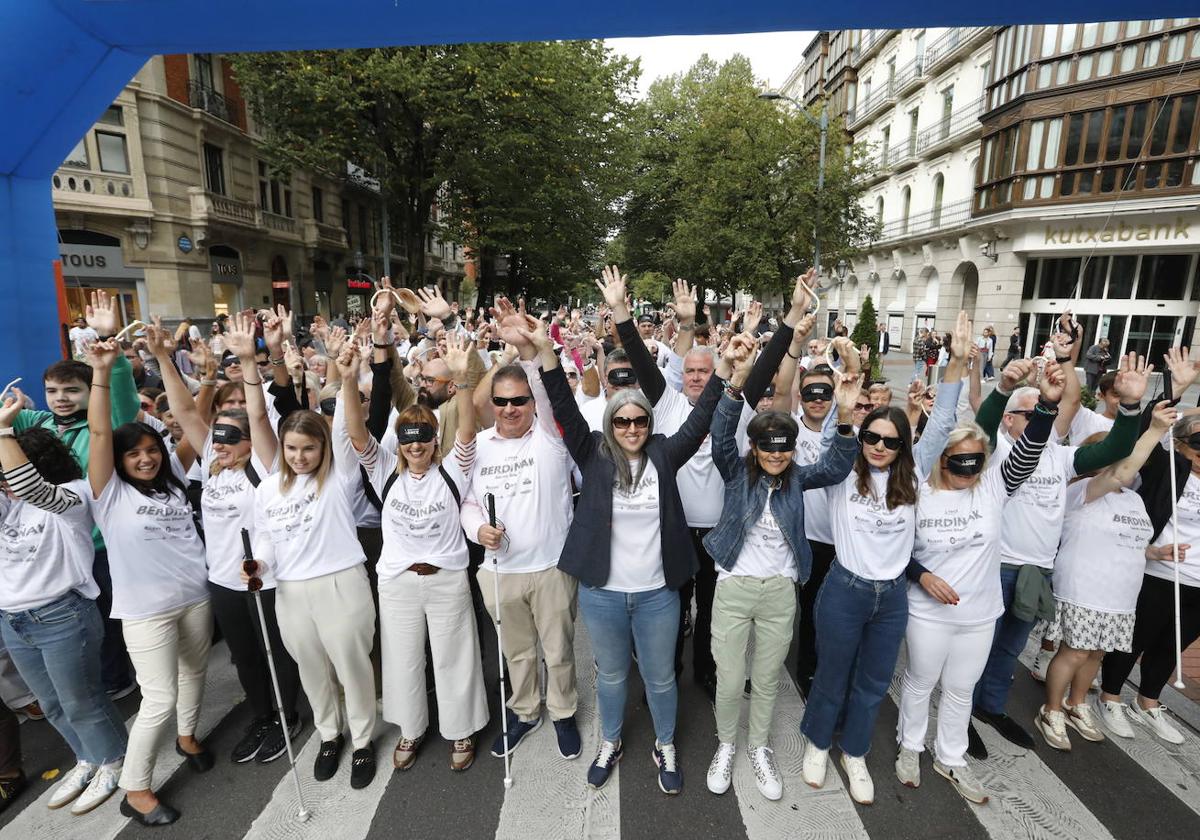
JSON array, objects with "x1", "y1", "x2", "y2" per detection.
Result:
[
  {"x1": 208, "y1": 582, "x2": 301, "y2": 722},
  {"x1": 796, "y1": 540, "x2": 835, "y2": 696},
  {"x1": 1102, "y1": 574, "x2": 1200, "y2": 701}
]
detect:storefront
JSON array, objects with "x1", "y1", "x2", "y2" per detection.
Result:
[
  {"x1": 209, "y1": 245, "x2": 243, "y2": 317},
  {"x1": 58, "y1": 231, "x2": 146, "y2": 330},
  {"x1": 346, "y1": 274, "x2": 372, "y2": 316},
  {"x1": 1012, "y1": 211, "x2": 1200, "y2": 360}
]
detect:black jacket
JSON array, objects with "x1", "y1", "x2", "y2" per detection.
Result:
[{"x1": 542, "y1": 362, "x2": 723, "y2": 590}]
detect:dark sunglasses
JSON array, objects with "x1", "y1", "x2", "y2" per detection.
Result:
[
  {"x1": 854, "y1": 402, "x2": 873, "y2": 412},
  {"x1": 800, "y1": 385, "x2": 833, "y2": 402},
  {"x1": 491, "y1": 395, "x2": 533, "y2": 408},
  {"x1": 243, "y1": 559, "x2": 263, "y2": 593},
  {"x1": 612, "y1": 415, "x2": 650, "y2": 430},
  {"x1": 1006, "y1": 409, "x2": 1034, "y2": 418},
  {"x1": 860, "y1": 429, "x2": 904, "y2": 450}
]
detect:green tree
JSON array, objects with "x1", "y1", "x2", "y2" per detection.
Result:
[
  {"x1": 850, "y1": 295, "x2": 882, "y2": 380},
  {"x1": 630, "y1": 271, "x2": 671, "y2": 308},
  {"x1": 622, "y1": 55, "x2": 876, "y2": 301}
]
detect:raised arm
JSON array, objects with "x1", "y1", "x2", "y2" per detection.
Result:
[
  {"x1": 1050, "y1": 322, "x2": 1083, "y2": 438},
  {"x1": 0, "y1": 391, "x2": 85, "y2": 513},
  {"x1": 444, "y1": 332, "x2": 478, "y2": 447},
  {"x1": 144, "y1": 322, "x2": 204, "y2": 471},
  {"x1": 225, "y1": 311, "x2": 276, "y2": 467},
  {"x1": 743, "y1": 272, "x2": 816, "y2": 407},
  {"x1": 709, "y1": 334, "x2": 755, "y2": 480},
  {"x1": 336, "y1": 344, "x2": 370, "y2": 454},
  {"x1": 526, "y1": 319, "x2": 596, "y2": 467},
  {"x1": 999, "y1": 362, "x2": 1062, "y2": 495},
  {"x1": 913, "y1": 311, "x2": 970, "y2": 474},
  {"x1": 1072, "y1": 351, "x2": 1149, "y2": 475},
  {"x1": 1087, "y1": 400, "x2": 1176, "y2": 503},
  {"x1": 671, "y1": 279, "x2": 697, "y2": 359},
  {"x1": 601, "y1": 267, "x2": 666, "y2": 404},
  {"x1": 84, "y1": 340, "x2": 121, "y2": 498}
]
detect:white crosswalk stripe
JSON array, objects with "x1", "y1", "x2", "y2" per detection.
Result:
[
  {"x1": 494, "y1": 619, "x2": 618, "y2": 840},
  {"x1": 0, "y1": 642, "x2": 242, "y2": 840}
]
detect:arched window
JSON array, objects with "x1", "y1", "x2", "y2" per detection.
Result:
[{"x1": 931, "y1": 173, "x2": 945, "y2": 227}]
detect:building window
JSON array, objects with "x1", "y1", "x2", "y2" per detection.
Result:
[
  {"x1": 1040, "y1": 257, "x2": 1080, "y2": 298},
  {"x1": 1137, "y1": 254, "x2": 1190, "y2": 300},
  {"x1": 931, "y1": 174, "x2": 944, "y2": 226},
  {"x1": 1108, "y1": 255, "x2": 1137, "y2": 298},
  {"x1": 203, "y1": 143, "x2": 225, "y2": 195},
  {"x1": 257, "y1": 161, "x2": 291, "y2": 216},
  {"x1": 63, "y1": 137, "x2": 89, "y2": 169},
  {"x1": 312, "y1": 187, "x2": 324, "y2": 223},
  {"x1": 358, "y1": 204, "x2": 369, "y2": 253},
  {"x1": 900, "y1": 186, "x2": 911, "y2": 234},
  {"x1": 1080, "y1": 256, "x2": 1108, "y2": 298},
  {"x1": 99, "y1": 106, "x2": 124, "y2": 127},
  {"x1": 96, "y1": 132, "x2": 129, "y2": 174},
  {"x1": 195, "y1": 53, "x2": 215, "y2": 91}
]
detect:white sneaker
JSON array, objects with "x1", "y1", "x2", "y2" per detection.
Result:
[
  {"x1": 1095, "y1": 698, "x2": 1135, "y2": 739},
  {"x1": 1030, "y1": 646, "x2": 1054, "y2": 682},
  {"x1": 70, "y1": 759, "x2": 122, "y2": 815},
  {"x1": 1064, "y1": 703, "x2": 1105, "y2": 743},
  {"x1": 748, "y1": 746, "x2": 782, "y2": 801},
  {"x1": 1128, "y1": 703, "x2": 1185, "y2": 745},
  {"x1": 1034, "y1": 706, "x2": 1072, "y2": 751},
  {"x1": 840, "y1": 754, "x2": 874, "y2": 805},
  {"x1": 801, "y1": 742, "x2": 828, "y2": 789},
  {"x1": 47, "y1": 761, "x2": 96, "y2": 810},
  {"x1": 706, "y1": 742, "x2": 735, "y2": 795},
  {"x1": 934, "y1": 760, "x2": 989, "y2": 805},
  {"x1": 894, "y1": 746, "x2": 920, "y2": 788}
]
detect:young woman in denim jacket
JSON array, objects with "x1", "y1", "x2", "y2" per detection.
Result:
[
  {"x1": 701, "y1": 299, "x2": 860, "y2": 802},
  {"x1": 798, "y1": 311, "x2": 972, "y2": 806}
]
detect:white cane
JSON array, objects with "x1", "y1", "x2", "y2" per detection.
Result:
[
  {"x1": 1166, "y1": 436, "x2": 1188, "y2": 689},
  {"x1": 242, "y1": 530, "x2": 312, "y2": 821},
  {"x1": 484, "y1": 493, "x2": 514, "y2": 789}
]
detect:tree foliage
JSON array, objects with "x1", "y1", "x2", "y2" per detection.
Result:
[
  {"x1": 850, "y1": 294, "x2": 883, "y2": 380},
  {"x1": 621, "y1": 55, "x2": 877, "y2": 302},
  {"x1": 231, "y1": 43, "x2": 638, "y2": 300}
]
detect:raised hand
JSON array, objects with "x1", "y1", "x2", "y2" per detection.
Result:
[
  {"x1": 1038, "y1": 360, "x2": 1066, "y2": 403},
  {"x1": 144, "y1": 317, "x2": 177, "y2": 358},
  {"x1": 444, "y1": 332, "x2": 472, "y2": 381},
  {"x1": 85, "y1": 290, "x2": 120, "y2": 336},
  {"x1": 417, "y1": 286, "x2": 452, "y2": 320},
  {"x1": 491, "y1": 297, "x2": 538, "y2": 349},
  {"x1": 833, "y1": 368, "x2": 863, "y2": 418},
  {"x1": 273, "y1": 304, "x2": 295, "y2": 340},
  {"x1": 85, "y1": 338, "x2": 121, "y2": 371},
  {"x1": 672, "y1": 278, "x2": 697, "y2": 324},
  {"x1": 792, "y1": 269, "x2": 816, "y2": 313},
  {"x1": 0, "y1": 390, "x2": 25, "y2": 428},
  {"x1": 1149, "y1": 399, "x2": 1179, "y2": 435},
  {"x1": 1001, "y1": 358, "x2": 1034, "y2": 392},
  {"x1": 744, "y1": 300, "x2": 764, "y2": 335},
  {"x1": 283, "y1": 341, "x2": 304, "y2": 381},
  {"x1": 794, "y1": 313, "x2": 816, "y2": 339},
  {"x1": 334, "y1": 343, "x2": 360, "y2": 381},
  {"x1": 371, "y1": 310, "x2": 391, "y2": 345},
  {"x1": 949, "y1": 310, "x2": 971, "y2": 360},
  {"x1": 829, "y1": 336, "x2": 860, "y2": 377},
  {"x1": 325, "y1": 325, "x2": 348, "y2": 361},
  {"x1": 595, "y1": 265, "x2": 628, "y2": 311},
  {"x1": 1113, "y1": 351, "x2": 1152, "y2": 403},
  {"x1": 311, "y1": 314, "x2": 329, "y2": 343},
  {"x1": 224, "y1": 311, "x2": 257, "y2": 361},
  {"x1": 1164, "y1": 346, "x2": 1200, "y2": 398},
  {"x1": 906, "y1": 380, "x2": 925, "y2": 413},
  {"x1": 373, "y1": 276, "x2": 398, "y2": 318},
  {"x1": 515, "y1": 318, "x2": 554, "y2": 355}
]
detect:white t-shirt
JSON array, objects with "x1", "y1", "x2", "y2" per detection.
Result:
[
  {"x1": 581, "y1": 393, "x2": 608, "y2": 433},
  {"x1": 0, "y1": 479, "x2": 99, "y2": 612},
  {"x1": 1056, "y1": 479, "x2": 1154, "y2": 612},
  {"x1": 996, "y1": 434, "x2": 1077, "y2": 569},
  {"x1": 909, "y1": 467, "x2": 1007, "y2": 626},
  {"x1": 606, "y1": 459, "x2": 665, "y2": 592},
  {"x1": 653, "y1": 386, "x2": 723, "y2": 528},
  {"x1": 380, "y1": 405, "x2": 441, "y2": 460},
  {"x1": 1147, "y1": 472, "x2": 1200, "y2": 589},
  {"x1": 827, "y1": 469, "x2": 915, "y2": 581},
  {"x1": 68, "y1": 325, "x2": 98, "y2": 356},
  {"x1": 199, "y1": 434, "x2": 275, "y2": 591},
  {"x1": 91, "y1": 458, "x2": 210, "y2": 620},
  {"x1": 793, "y1": 417, "x2": 835, "y2": 545},
  {"x1": 1066, "y1": 406, "x2": 1114, "y2": 445},
  {"x1": 252, "y1": 469, "x2": 367, "y2": 581},
  {"x1": 465, "y1": 420, "x2": 573, "y2": 574},
  {"x1": 365, "y1": 441, "x2": 473, "y2": 580},
  {"x1": 719, "y1": 487, "x2": 796, "y2": 581}
]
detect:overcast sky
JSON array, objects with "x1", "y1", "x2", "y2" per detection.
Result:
[{"x1": 606, "y1": 31, "x2": 818, "y2": 96}]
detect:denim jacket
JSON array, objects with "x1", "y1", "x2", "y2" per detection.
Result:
[{"x1": 702, "y1": 394, "x2": 858, "y2": 584}]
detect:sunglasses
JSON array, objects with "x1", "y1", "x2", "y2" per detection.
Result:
[
  {"x1": 854, "y1": 402, "x2": 873, "y2": 412},
  {"x1": 860, "y1": 429, "x2": 904, "y2": 450},
  {"x1": 612, "y1": 415, "x2": 650, "y2": 430},
  {"x1": 491, "y1": 395, "x2": 533, "y2": 407},
  {"x1": 243, "y1": 559, "x2": 263, "y2": 593},
  {"x1": 1006, "y1": 409, "x2": 1034, "y2": 418}
]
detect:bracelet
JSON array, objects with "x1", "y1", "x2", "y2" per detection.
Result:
[
  {"x1": 269, "y1": 356, "x2": 285, "y2": 366},
  {"x1": 453, "y1": 381, "x2": 470, "y2": 389},
  {"x1": 200, "y1": 378, "x2": 217, "y2": 387},
  {"x1": 677, "y1": 322, "x2": 695, "y2": 332},
  {"x1": 242, "y1": 378, "x2": 263, "y2": 386},
  {"x1": 373, "y1": 342, "x2": 393, "y2": 349},
  {"x1": 97, "y1": 334, "x2": 114, "y2": 342},
  {"x1": 1055, "y1": 356, "x2": 1072, "y2": 364},
  {"x1": 724, "y1": 384, "x2": 744, "y2": 400},
  {"x1": 0, "y1": 427, "x2": 15, "y2": 438},
  {"x1": 90, "y1": 383, "x2": 109, "y2": 390},
  {"x1": 787, "y1": 348, "x2": 801, "y2": 360}
]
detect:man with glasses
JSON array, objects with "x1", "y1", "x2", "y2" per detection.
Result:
[
  {"x1": 581, "y1": 349, "x2": 639, "y2": 433},
  {"x1": 460, "y1": 330, "x2": 581, "y2": 763}
]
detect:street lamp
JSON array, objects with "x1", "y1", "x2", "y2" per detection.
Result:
[{"x1": 758, "y1": 91, "x2": 829, "y2": 278}]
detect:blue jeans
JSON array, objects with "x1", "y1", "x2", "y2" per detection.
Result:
[
  {"x1": 0, "y1": 592, "x2": 128, "y2": 765},
  {"x1": 973, "y1": 565, "x2": 1036, "y2": 715},
  {"x1": 579, "y1": 585, "x2": 679, "y2": 745},
  {"x1": 800, "y1": 561, "x2": 908, "y2": 757}
]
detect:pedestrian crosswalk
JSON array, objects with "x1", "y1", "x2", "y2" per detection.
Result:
[{"x1": 0, "y1": 627, "x2": 1197, "y2": 840}]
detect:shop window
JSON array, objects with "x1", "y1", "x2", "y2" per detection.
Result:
[
  {"x1": 1080, "y1": 256, "x2": 1108, "y2": 298},
  {"x1": 1040, "y1": 257, "x2": 1080, "y2": 298},
  {"x1": 1108, "y1": 255, "x2": 1137, "y2": 298},
  {"x1": 1021, "y1": 260, "x2": 1039, "y2": 299},
  {"x1": 1137, "y1": 254, "x2": 1190, "y2": 299}
]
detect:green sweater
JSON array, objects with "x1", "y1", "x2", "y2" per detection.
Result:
[
  {"x1": 974, "y1": 386, "x2": 1139, "y2": 474},
  {"x1": 13, "y1": 355, "x2": 140, "y2": 549}
]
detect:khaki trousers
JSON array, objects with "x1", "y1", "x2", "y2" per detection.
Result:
[{"x1": 478, "y1": 566, "x2": 577, "y2": 722}]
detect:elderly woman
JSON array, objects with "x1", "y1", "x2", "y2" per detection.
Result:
[{"x1": 527, "y1": 270, "x2": 725, "y2": 797}]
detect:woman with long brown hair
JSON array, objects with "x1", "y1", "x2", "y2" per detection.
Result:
[{"x1": 799, "y1": 311, "x2": 970, "y2": 806}]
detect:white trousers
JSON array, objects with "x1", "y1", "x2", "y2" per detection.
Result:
[
  {"x1": 277, "y1": 565, "x2": 377, "y2": 750},
  {"x1": 120, "y1": 599, "x2": 212, "y2": 790},
  {"x1": 896, "y1": 614, "x2": 994, "y2": 767},
  {"x1": 379, "y1": 570, "x2": 488, "y2": 741}
]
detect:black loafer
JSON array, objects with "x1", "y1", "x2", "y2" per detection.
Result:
[
  {"x1": 349, "y1": 746, "x2": 376, "y2": 790},
  {"x1": 966, "y1": 722, "x2": 989, "y2": 760},
  {"x1": 120, "y1": 797, "x2": 180, "y2": 826},
  {"x1": 175, "y1": 740, "x2": 215, "y2": 772},
  {"x1": 314, "y1": 734, "x2": 345, "y2": 781},
  {"x1": 973, "y1": 709, "x2": 1036, "y2": 750}
]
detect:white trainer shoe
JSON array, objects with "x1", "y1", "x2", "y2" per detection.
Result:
[
  {"x1": 840, "y1": 754, "x2": 874, "y2": 805},
  {"x1": 47, "y1": 761, "x2": 96, "y2": 810},
  {"x1": 748, "y1": 746, "x2": 782, "y2": 801},
  {"x1": 71, "y1": 759, "x2": 122, "y2": 815},
  {"x1": 894, "y1": 746, "x2": 920, "y2": 788},
  {"x1": 1035, "y1": 706, "x2": 1072, "y2": 751},
  {"x1": 933, "y1": 759, "x2": 989, "y2": 805},
  {"x1": 1030, "y1": 646, "x2": 1054, "y2": 682},
  {"x1": 1095, "y1": 698, "x2": 1135, "y2": 739},
  {"x1": 1064, "y1": 703, "x2": 1105, "y2": 742},
  {"x1": 1128, "y1": 703, "x2": 1185, "y2": 745},
  {"x1": 706, "y1": 742, "x2": 735, "y2": 795},
  {"x1": 801, "y1": 742, "x2": 828, "y2": 789}
]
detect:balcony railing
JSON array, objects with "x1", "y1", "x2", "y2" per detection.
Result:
[
  {"x1": 262, "y1": 211, "x2": 298, "y2": 237},
  {"x1": 914, "y1": 98, "x2": 984, "y2": 157},
  {"x1": 53, "y1": 168, "x2": 136, "y2": 199},
  {"x1": 893, "y1": 56, "x2": 926, "y2": 97},
  {"x1": 304, "y1": 219, "x2": 347, "y2": 249},
  {"x1": 847, "y1": 80, "x2": 896, "y2": 127},
  {"x1": 924, "y1": 27, "x2": 993, "y2": 74},
  {"x1": 858, "y1": 29, "x2": 897, "y2": 61},
  {"x1": 188, "y1": 80, "x2": 238, "y2": 126},
  {"x1": 873, "y1": 197, "x2": 973, "y2": 243},
  {"x1": 189, "y1": 188, "x2": 258, "y2": 228}
]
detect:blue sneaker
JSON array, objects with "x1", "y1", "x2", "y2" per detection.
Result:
[
  {"x1": 653, "y1": 741, "x2": 682, "y2": 794},
  {"x1": 490, "y1": 710, "x2": 542, "y2": 758},
  {"x1": 554, "y1": 717, "x2": 581, "y2": 759},
  {"x1": 587, "y1": 740, "x2": 622, "y2": 789}
]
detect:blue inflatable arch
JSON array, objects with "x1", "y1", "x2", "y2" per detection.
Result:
[{"x1": 0, "y1": 1, "x2": 1193, "y2": 387}]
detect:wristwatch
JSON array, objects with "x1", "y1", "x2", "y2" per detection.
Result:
[{"x1": 0, "y1": 428, "x2": 14, "y2": 438}]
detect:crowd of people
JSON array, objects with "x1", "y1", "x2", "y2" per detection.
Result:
[{"x1": 0, "y1": 266, "x2": 1196, "y2": 826}]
